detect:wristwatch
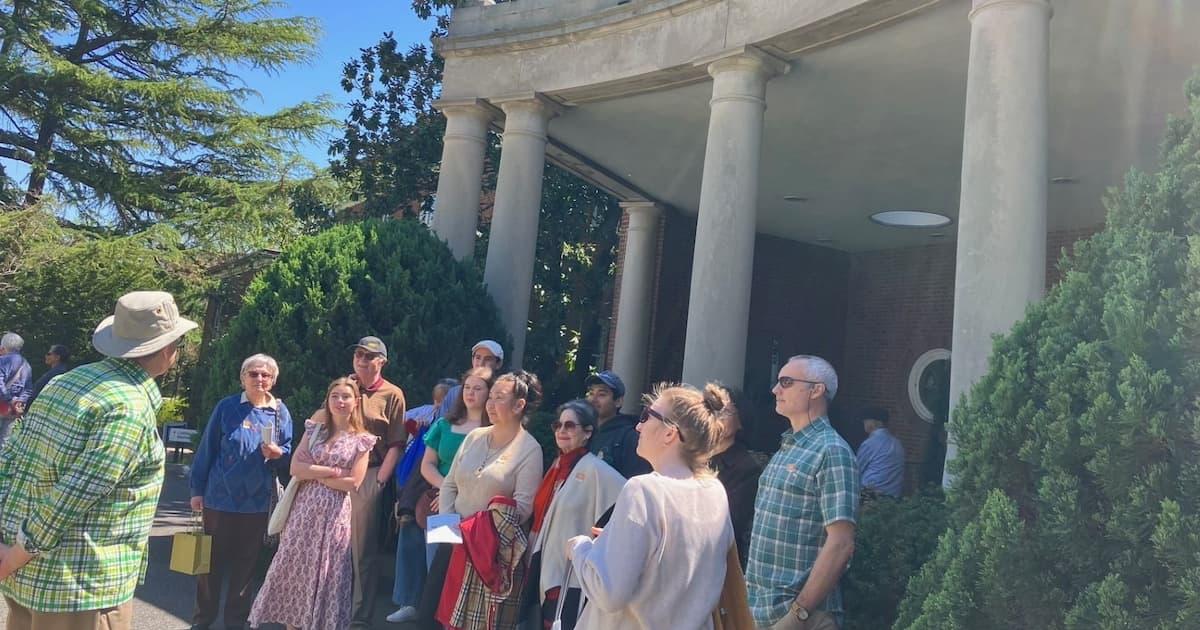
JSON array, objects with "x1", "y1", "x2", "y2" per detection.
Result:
[
  {"x1": 788, "y1": 601, "x2": 810, "y2": 621},
  {"x1": 15, "y1": 524, "x2": 41, "y2": 556}
]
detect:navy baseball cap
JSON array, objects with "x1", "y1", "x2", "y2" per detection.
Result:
[{"x1": 585, "y1": 370, "x2": 626, "y2": 400}]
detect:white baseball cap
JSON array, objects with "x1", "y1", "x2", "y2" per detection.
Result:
[{"x1": 471, "y1": 339, "x2": 504, "y2": 362}]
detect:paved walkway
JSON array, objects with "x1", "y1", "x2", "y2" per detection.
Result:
[{"x1": 1, "y1": 463, "x2": 419, "y2": 629}]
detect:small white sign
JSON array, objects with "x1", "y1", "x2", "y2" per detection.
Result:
[
  {"x1": 426, "y1": 513, "x2": 463, "y2": 545},
  {"x1": 165, "y1": 427, "x2": 198, "y2": 445}
]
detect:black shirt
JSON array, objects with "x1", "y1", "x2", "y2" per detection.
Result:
[
  {"x1": 588, "y1": 413, "x2": 652, "y2": 479},
  {"x1": 712, "y1": 440, "x2": 762, "y2": 567}
]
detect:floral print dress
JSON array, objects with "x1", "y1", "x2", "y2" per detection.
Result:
[{"x1": 249, "y1": 421, "x2": 377, "y2": 630}]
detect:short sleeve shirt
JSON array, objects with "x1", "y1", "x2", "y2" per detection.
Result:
[
  {"x1": 0, "y1": 358, "x2": 165, "y2": 612},
  {"x1": 424, "y1": 418, "x2": 470, "y2": 477},
  {"x1": 746, "y1": 417, "x2": 859, "y2": 627}
]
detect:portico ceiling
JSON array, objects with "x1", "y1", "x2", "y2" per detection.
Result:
[{"x1": 540, "y1": 0, "x2": 1200, "y2": 252}]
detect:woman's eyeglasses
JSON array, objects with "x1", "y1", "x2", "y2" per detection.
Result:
[
  {"x1": 639, "y1": 407, "x2": 686, "y2": 442},
  {"x1": 551, "y1": 420, "x2": 581, "y2": 432}
]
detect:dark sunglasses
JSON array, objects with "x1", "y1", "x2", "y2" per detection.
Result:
[
  {"x1": 775, "y1": 376, "x2": 822, "y2": 389},
  {"x1": 638, "y1": 407, "x2": 686, "y2": 442},
  {"x1": 551, "y1": 420, "x2": 582, "y2": 432},
  {"x1": 246, "y1": 370, "x2": 274, "y2": 379}
]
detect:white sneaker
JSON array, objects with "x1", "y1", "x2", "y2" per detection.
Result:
[{"x1": 386, "y1": 606, "x2": 417, "y2": 623}]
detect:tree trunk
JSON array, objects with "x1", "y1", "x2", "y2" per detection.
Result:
[
  {"x1": 23, "y1": 109, "x2": 60, "y2": 206},
  {"x1": 0, "y1": 0, "x2": 26, "y2": 58}
]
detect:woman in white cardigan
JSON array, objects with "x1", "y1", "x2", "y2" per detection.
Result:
[
  {"x1": 567, "y1": 383, "x2": 735, "y2": 630},
  {"x1": 527, "y1": 400, "x2": 626, "y2": 630}
]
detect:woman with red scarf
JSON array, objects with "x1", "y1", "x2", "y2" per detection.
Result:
[{"x1": 525, "y1": 400, "x2": 626, "y2": 630}]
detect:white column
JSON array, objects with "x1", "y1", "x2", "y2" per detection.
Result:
[
  {"x1": 945, "y1": 0, "x2": 1051, "y2": 485},
  {"x1": 611, "y1": 202, "x2": 663, "y2": 412},
  {"x1": 482, "y1": 94, "x2": 561, "y2": 368},
  {"x1": 431, "y1": 99, "x2": 497, "y2": 260},
  {"x1": 682, "y1": 48, "x2": 788, "y2": 388}
]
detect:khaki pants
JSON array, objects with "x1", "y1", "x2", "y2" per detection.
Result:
[
  {"x1": 764, "y1": 610, "x2": 840, "y2": 630},
  {"x1": 806, "y1": 611, "x2": 840, "y2": 630},
  {"x1": 4, "y1": 597, "x2": 132, "y2": 630},
  {"x1": 350, "y1": 466, "x2": 383, "y2": 627}
]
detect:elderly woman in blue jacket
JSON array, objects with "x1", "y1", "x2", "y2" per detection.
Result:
[{"x1": 189, "y1": 353, "x2": 293, "y2": 630}]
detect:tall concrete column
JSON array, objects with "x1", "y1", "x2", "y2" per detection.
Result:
[
  {"x1": 431, "y1": 99, "x2": 498, "y2": 260},
  {"x1": 945, "y1": 0, "x2": 1051, "y2": 485},
  {"x1": 482, "y1": 94, "x2": 561, "y2": 368},
  {"x1": 611, "y1": 202, "x2": 663, "y2": 412},
  {"x1": 682, "y1": 48, "x2": 788, "y2": 388}
]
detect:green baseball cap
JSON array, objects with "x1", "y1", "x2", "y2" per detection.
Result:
[{"x1": 349, "y1": 336, "x2": 388, "y2": 359}]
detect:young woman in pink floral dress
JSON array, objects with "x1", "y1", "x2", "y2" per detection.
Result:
[{"x1": 249, "y1": 377, "x2": 378, "y2": 630}]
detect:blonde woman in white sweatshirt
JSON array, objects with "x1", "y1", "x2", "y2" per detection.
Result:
[{"x1": 566, "y1": 383, "x2": 734, "y2": 630}]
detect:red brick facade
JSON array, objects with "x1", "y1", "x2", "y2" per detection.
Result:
[{"x1": 605, "y1": 209, "x2": 1101, "y2": 492}]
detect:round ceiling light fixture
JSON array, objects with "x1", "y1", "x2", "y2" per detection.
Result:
[{"x1": 870, "y1": 210, "x2": 953, "y2": 229}]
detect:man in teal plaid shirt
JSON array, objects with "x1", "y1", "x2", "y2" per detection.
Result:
[
  {"x1": 0, "y1": 291, "x2": 197, "y2": 630},
  {"x1": 746, "y1": 355, "x2": 859, "y2": 630}
]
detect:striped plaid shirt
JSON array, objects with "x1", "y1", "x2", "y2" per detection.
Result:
[
  {"x1": 746, "y1": 416, "x2": 859, "y2": 627},
  {"x1": 0, "y1": 358, "x2": 165, "y2": 612}
]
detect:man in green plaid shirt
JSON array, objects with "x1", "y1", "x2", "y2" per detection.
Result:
[
  {"x1": 747, "y1": 355, "x2": 859, "y2": 630},
  {"x1": 0, "y1": 291, "x2": 196, "y2": 630}
]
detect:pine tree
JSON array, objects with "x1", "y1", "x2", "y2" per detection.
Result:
[
  {"x1": 895, "y1": 75, "x2": 1200, "y2": 629},
  {"x1": 0, "y1": 0, "x2": 331, "y2": 245}
]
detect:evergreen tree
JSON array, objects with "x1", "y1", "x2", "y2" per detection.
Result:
[
  {"x1": 895, "y1": 75, "x2": 1200, "y2": 629},
  {"x1": 0, "y1": 0, "x2": 332, "y2": 246},
  {"x1": 199, "y1": 219, "x2": 508, "y2": 432}
]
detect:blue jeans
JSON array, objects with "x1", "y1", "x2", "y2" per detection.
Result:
[{"x1": 392, "y1": 521, "x2": 427, "y2": 607}]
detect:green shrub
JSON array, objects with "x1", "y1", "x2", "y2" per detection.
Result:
[
  {"x1": 157, "y1": 396, "x2": 189, "y2": 427},
  {"x1": 198, "y1": 219, "x2": 509, "y2": 436},
  {"x1": 843, "y1": 489, "x2": 949, "y2": 630},
  {"x1": 0, "y1": 212, "x2": 204, "y2": 368},
  {"x1": 895, "y1": 76, "x2": 1200, "y2": 629}
]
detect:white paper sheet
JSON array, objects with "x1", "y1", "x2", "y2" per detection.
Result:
[{"x1": 426, "y1": 513, "x2": 463, "y2": 545}]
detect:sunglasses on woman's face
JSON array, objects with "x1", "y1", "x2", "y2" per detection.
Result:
[
  {"x1": 638, "y1": 407, "x2": 686, "y2": 442},
  {"x1": 551, "y1": 420, "x2": 581, "y2": 432}
]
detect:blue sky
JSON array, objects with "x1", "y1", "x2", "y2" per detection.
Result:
[{"x1": 241, "y1": 1, "x2": 437, "y2": 167}]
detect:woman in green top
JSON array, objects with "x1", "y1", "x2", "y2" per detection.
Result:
[
  {"x1": 387, "y1": 366, "x2": 494, "y2": 624},
  {"x1": 423, "y1": 366, "x2": 495, "y2": 482}
]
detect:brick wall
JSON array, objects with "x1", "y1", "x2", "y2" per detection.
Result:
[
  {"x1": 837, "y1": 242, "x2": 957, "y2": 489},
  {"x1": 606, "y1": 212, "x2": 1102, "y2": 489},
  {"x1": 838, "y1": 225, "x2": 1102, "y2": 492}
]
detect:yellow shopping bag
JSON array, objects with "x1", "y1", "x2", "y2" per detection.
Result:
[{"x1": 169, "y1": 513, "x2": 211, "y2": 575}]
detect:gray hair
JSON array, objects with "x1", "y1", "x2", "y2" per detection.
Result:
[
  {"x1": 240, "y1": 353, "x2": 279, "y2": 378},
  {"x1": 556, "y1": 399, "x2": 600, "y2": 437},
  {"x1": 1, "y1": 332, "x2": 24, "y2": 353},
  {"x1": 789, "y1": 354, "x2": 838, "y2": 401}
]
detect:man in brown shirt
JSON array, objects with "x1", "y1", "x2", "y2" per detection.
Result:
[{"x1": 311, "y1": 335, "x2": 407, "y2": 628}]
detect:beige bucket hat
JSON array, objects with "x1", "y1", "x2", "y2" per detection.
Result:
[{"x1": 92, "y1": 291, "x2": 199, "y2": 359}]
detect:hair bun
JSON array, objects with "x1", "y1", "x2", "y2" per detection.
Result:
[
  {"x1": 515, "y1": 370, "x2": 544, "y2": 412},
  {"x1": 702, "y1": 383, "x2": 730, "y2": 415}
]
